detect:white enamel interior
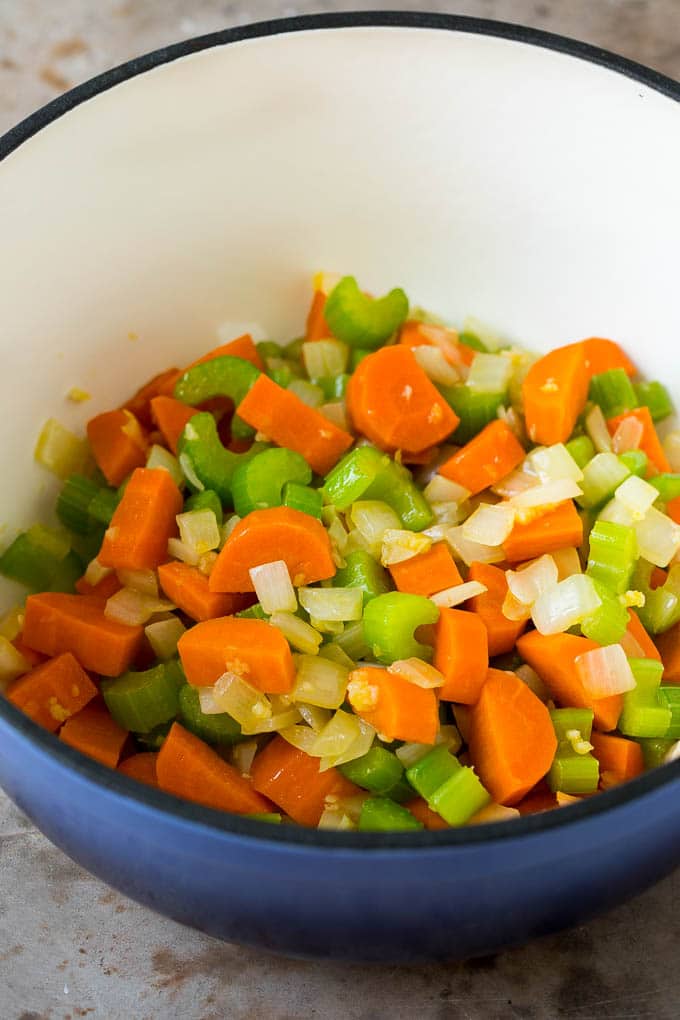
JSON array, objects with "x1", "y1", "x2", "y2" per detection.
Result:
[{"x1": 1, "y1": 25, "x2": 679, "y2": 609}]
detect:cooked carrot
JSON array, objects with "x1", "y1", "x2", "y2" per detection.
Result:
[
  {"x1": 237, "y1": 373, "x2": 353, "y2": 475},
  {"x1": 438, "y1": 420, "x2": 525, "y2": 495},
  {"x1": 650, "y1": 566, "x2": 668, "y2": 590},
  {"x1": 590, "y1": 732, "x2": 644, "y2": 787},
  {"x1": 466, "y1": 562, "x2": 527, "y2": 655},
  {"x1": 22, "y1": 592, "x2": 144, "y2": 677},
  {"x1": 209, "y1": 506, "x2": 335, "y2": 593},
  {"x1": 11, "y1": 636, "x2": 46, "y2": 668},
  {"x1": 123, "y1": 367, "x2": 182, "y2": 428},
  {"x1": 434, "y1": 608, "x2": 489, "y2": 704},
  {"x1": 399, "y1": 320, "x2": 473, "y2": 368},
  {"x1": 516, "y1": 630, "x2": 622, "y2": 731},
  {"x1": 453, "y1": 703, "x2": 473, "y2": 744},
  {"x1": 388, "y1": 542, "x2": 463, "y2": 597},
  {"x1": 250, "y1": 735, "x2": 358, "y2": 827},
  {"x1": 653, "y1": 620, "x2": 680, "y2": 682},
  {"x1": 522, "y1": 342, "x2": 590, "y2": 445},
  {"x1": 515, "y1": 781, "x2": 558, "y2": 815},
  {"x1": 186, "y1": 333, "x2": 264, "y2": 372},
  {"x1": 98, "y1": 467, "x2": 183, "y2": 571},
  {"x1": 306, "y1": 291, "x2": 332, "y2": 342},
  {"x1": 579, "y1": 337, "x2": 637, "y2": 379},
  {"x1": 74, "y1": 571, "x2": 122, "y2": 599},
  {"x1": 468, "y1": 667, "x2": 557, "y2": 805},
  {"x1": 404, "y1": 797, "x2": 450, "y2": 830},
  {"x1": 177, "y1": 615, "x2": 295, "y2": 693},
  {"x1": 626, "y1": 609, "x2": 661, "y2": 662},
  {"x1": 607, "y1": 407, "x2": 670, "y2": 472},
  {"x1": 7, "y1": 652, "x2": 98, "y2": 733},
  {"x1": 666, "y1": 498, "x2": 680, "y2": 526},
  {"x1": 86, "y1": 408, "x2": 148, "y2": 487},
  {"x1": 347, "y1": 666, "x2": 439, "y2": 744},
  {"x1": 59, "y1": 701, "x2": 129, "y2": 768},
  {"x1": 346, "y1": 345, "x2": 458, "y2": 454},
  {"x1": 118, "y1": 751, "x2": 158, "y2": 787},
  {"x1": 156, "y1": 722, "x2": 270, "y2": 814},
  {"x1": 158, "y1": 561, "x2": 252, "y2": 622},
  {"x1": 399, "y1": 446, "x2": 438, "y2": 466},
  {"x1": 503, "y1": 501, "x2": 583, "y2": 563},
  {"x1": 150, "y1": 396, "x2": 197, "y2": 455}
]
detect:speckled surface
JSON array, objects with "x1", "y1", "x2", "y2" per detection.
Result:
[{"x1": 1, "y1": 2, "x2": 680, "y2": 1017}]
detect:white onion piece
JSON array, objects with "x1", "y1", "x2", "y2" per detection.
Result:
[
  {"x1": 531, "y1": 575, "x2": 601, "y2": 635},
  {"x1": 84, "y1": 557, "x2": 112, "y2": 587},
  {"x1": 528, "y1": 444, "x2": 583, "y2": 483},
  {"x1": 167, "y1": 536, "x2": 200, "y2": 566},
  {"x1": 509, "y1": 478, "x2": 582, "y2": 511},
  {"x1": 177, "y1": 508, "x2": 221, "y2": 554},
  {"x1": 634, "y1": 508, "x2": 680, "y2": 567},
  {"x1": 319, "y1": 401, "x2": 349, "y2": 431},
  {"x1": 611, "y1": 416, "x2": 644, "y2": 454},
  {"x1": 664, "y1": 741, "x2": 680, "y2": 764},
  {"x1": 492, "y1": 466, "x2": 539, "y2": 499},
  {"x1": 231, "y1": 740, "x2": 258, "y2": 777},
  {"x1": 293, "y1": 654, "x2": 349, "y2": 709},
  {"x1": 395, "y1": 725, "x2": 462, "y2": 767},
  {"x1": 424, "y1": 474, "x2": 470, "y2": 504},
  {"x1": 145, "y1": 616, "x2": 186, "y2": 660},
  {"x1": 551, "y1": 547, "x2": 583, "y2": 580},
  {"x1": 575, "y1": 644, "x2": 637, "y2": 698},
  {"x1": 445, "y1": 526, "x2": 505, "y2": 566},
  {"x1": 412, "y1": 344, "x2": 460, "y2": 386},
  {"x1": 585, "y1": 404, "x2": 613, "y2": 453},
  {"x1": 502, "y1": 590, "x2": 532, "y2": 622},
  {"x1": 663, "y1": 432, "x2": 680, "y2": 472},
  {"x1": 269, "y1": 612, "x2": 322, "y2": 655},
  {"x1": 0, "y1": 636, "x2": 30, "y2": 690},
  {"x1": 515, "y1": 664, "x2": 551, "y2": 702},
  {"x1": 388, "y1": 658, "x2": 445, "y2": 689},
  {"x1": 105, "y1": 588, "x2": 174, "y2": 626},
  {"x1": 619, "y1": 628, "x2": 645, "y2": 658},
  {"x1": 506, "y1": 554, "x2": 559, "y2": 607},
  {"x1": 209, "y1": 671, "x2": 272, "y2": 729},
  {"x1": 462, "y1": 503, "x2": 516, "y2": 546},
  {"x1": 467, "y1": 352, "x2": 512, "y2": 391},
  {"x1": 597, "y1": 498, "x2": 635, "y2": 527},
  {"x1": 380, "y1": 529, "x2": 432, "y2": 566},
  {"x1": 249, "y1": 560, "x2": 297, "y2": 613},
  {"x1": 468, "y1": 803, "x2": 520, "y2": 825},
  {"x1": 117, "y1": 568, "x2": 158, "y2": 597},
  {"x1": 615, "y1": 475, "x2": 659, "y2": 520},
  {"x1": 430, "y1": 581, "x2": 487, "y2": 608}
]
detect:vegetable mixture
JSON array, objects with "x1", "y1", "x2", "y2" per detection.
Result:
[{"x1": 2, "y1": 272, "x2": 680, "y2": 832}]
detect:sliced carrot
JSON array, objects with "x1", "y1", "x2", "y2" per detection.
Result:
[
  {"x1": 399, "y1": 446, "x2": 438, "y2": 466},
  {"x1": 434, "y1": 608, "x2": 489, "y2": 704},
  {"x1": 503, "y1": 501, "x2": 583, "y2": 563},
  {"x1": 516, "y1": 630, "x2": 622, "y2": 731},
  {"x1": 186, "y1": 333, "x2": 264, "y2": 372},
  {"x1": 398, "y1": 320, "x2": 472, "y2": 368},
  {"x1": 209, "y1": 506, "x2": 335, "y2": 593},
  {"x1": 74, "y1": 572, "x2": 122, "y2": 599},
  {"x1": 468, "y1": 667, "x2": 557, "y2": 805},
  {"x1": 22, "y1": 592, "x2": 144, "y2": 677},
  {"x1": 453, "y1": 703, "x2": 473, "y2": 744},
  {"x1": 438, "y1": 420, "x2": 525, "y2": 495},
  {"x1": 579, "y1": 337, "x2": 637, "y2": 379},
  {"x1": 158, "y1": 561, "x2": 252, "y2": 622},
  {"x1": 7, "y1": 652, "x2": 98, "y2": 733},
  {"x1": 404, "y1": 797, "x2": 450, "y2": 830},
  {"x1": 653, "y1": 620, "x2": 680, "y2": 682},
  {"x1": 466, "y1": 562, "x2": 527, "y2": 656},
  {"x1": 347, "y1": 666, "x2": 439, "y2": 744},
  {"x1": 150, "y1": 396, "x2": 197, "y2": 455},
  {"x1": 123, "y1": 367, "x2": 182, "y2": 428},
  {"x1": 522, "y1": 342, "x2": 589, "y2": 445},
  {"x1": 515, "y1": 781, "x2": 558, "y2": 815},
  {"x1": 118, "y1": 751, "x2": 158, "y2": 787},
  {"x1": 626, "y1": 609, "x2": 661, "y2": 662},
  {"x1": 156, "y1": 722, "x2": 270, "y2": 814},
  {"x1": 388, "y1": 542, "x2": 463, "y2": 597},
  {"x1": 86, "y1": 408, "x2": 148, "y2": 487},
  {"x1": 177, "y1": 615, "x2": 295, "y2": 693},
  {"x1": 250, "y1": 735, "x2": 358, "y2": 827},
  {"x1": 98, "y1": 467, "x2": 183, "y2": 571},
  {"x1": 306, "y1": 291, "x2": 332, "y2": 342},
  {"x1": 607, "y1": 406, "x2": 670, "y2": 472},
  {"x1": 590, "y1": 732, "x2": 644, "y2": 787},
  {"x1": 666, "y1": 497, "x2": 680, "y2": 526},
  {"x1": 11, "y1": 636, "x2": 46, "y2": 669},
  {"x1": 237, "y1": 373, "x2": 352, "y2": 475},
  {"x1": 59, "y1": 701, "x2": 129, "y2": 768}
]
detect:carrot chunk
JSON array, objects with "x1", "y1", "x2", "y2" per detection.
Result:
[
  {"x1": 59, "y1": 701, "x2": 129, "y2": 768},
  {"x1": 123, "y1": 367, "x2": 182, "y2": 428},
  {"x1": 503, "y1": 502, "x2": 583, "y2": 563},
  {"x1": 186, "y1": 333, "x2": 264, "y2": 372},
  {"x1": 434, "y1": 608, "x2": 489, "y2": 704},
  {"x1": 86, "y1": 408, "x2": 148, "y2": 486},
  {"x1": 177, "y1": 615, "x2": 295, "y2": 693},
  {"x1": 347, "y1": 666, "x2": 439, "y2": 744},
  {"x1": 522, "y1": 342, "x2": 590, "y2": 445},
  {"x1": 579, "y1": 337, "x2": 637, "y2": 378},
  {"x1": 466, "y1": 562, "x2": 527, "y2": 656},
  {"x1": 98, "y1": 467, "x2": 183, "y2": 570},
  {"x1": 7, "y1": 652, "x2": 98, "y2": 733},
  {"x1": 388, "y1": 542, "x2": 463, "y2": 597},
  {"x1": 590, "y1": 732, "x2": 644, "y2": 787},
  {"x1": 306, "y1": 291, "x2": 332, "y2": 341},
  {"x1": 118, "y1": 751, "x2": 158, "y2": 787},
  {"x1": 438, "y1": 420, "x2": 525, "y2": 495},
  {"x1": 150, "y1": 396, "x2": 197, "y2": 455},
  {"x1": 403, "y1": 797, "x2": 450, "y2": 830},
  {"x1": 158, "y1": 562, "x2": 252, "y2": 622},
  {"x1": 607, "y1": 406, "x2": 670, "y2": 472}
]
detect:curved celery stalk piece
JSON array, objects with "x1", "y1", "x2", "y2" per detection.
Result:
[
  {"x1": 547, "y1": 707, "x2": 599, "y2": 795},
  {"x1": 619, "y1": 658, "x2": 670, "y2": 738},
  {"x1": 177, "y1": 412, "x2": 267, "y2": 505},
  {"x1": 632, "y1": 560, "x2": 680, "y2": 634},
  {"x1": 333, "y1": 550, "x2": 391, "y2": 605},
  {"x1": 362, "y1": 591, "x2": 439, "y2": 664},
  {"x1": 174, "y1": 355, "x2": 260, "y2": 438},
  {"x1": 323, "y1": 445, "x2": 432, "y2": 531},
  {"x1": 324, "y1": 276, "x2": 409, "y2": 350},
  {"x1": 231, "y1": 448, "x2": 312, "y2": 517}
]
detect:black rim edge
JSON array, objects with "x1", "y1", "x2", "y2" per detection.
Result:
[{"x1": 1, "y1": 10, "x2": 679, "y2": 851}]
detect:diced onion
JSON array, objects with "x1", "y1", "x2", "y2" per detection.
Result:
[
  {"x1": 105, "y1": 588, "x2": 174, "y2": 626},
  {"x1": 468, "y1": 803, "x2": 520, "y2": 825},
  {"x1": 619, "y1": 628, "x2": 646, "y2": 658},
  {"x1": 145, "y1": 616, "x2": 186, "y2": 660},
  {"x1": 611, "y1": 416, "x2": 643, "y2": 454},
  {"x1": 0, "y1": 636, "x2": 30, "y2": 690},
  {"x1": 178, "y1": 451, "x2": 205, "y2": 492},
  {"x1": 492, "y1": 466, "x2": 539, "y2": 499},
  {"x1": 298, "y1": 586, "x2": 363, "y2": 622},
  {"x1": 462, "y1": 503, "x2": 516, "y2": 546},
  {"x1": 380, "y1": 529, "x2": 432, "y2": 566},
  {"x1": 430, "y1": 502, "x2": 468, "y2": 527},
  {"x1": 445, "y1": 526, "x2": 505, "y2": 566},
  {"x1": 34, "y1": 418, "x2": 91, "y2": 479},
  {"x1": 317, "y1": 642, "x2": 356, "y2": 670},
  {"x1": 528, "y1": 444, "x2": 583, "y2": 483},
  {"x1": 241, "y1": 704, "x2": 301, "y2": 735},
  {"x1": 269, "y1": 611, "x2": 322, "y2": 654},
  {"x1": 279, "y1": 723, "x2": 322, "y2": 753},
  {"x1": 506, "y1": 554, "x2": 559, "y2": 608},
  {"x1": 395, "y1": 725, "x2": 462, "y2": 767},
  {"x1": 575, "y1": 644, "x2": 637, "y2": 698},
  {"x1": 287, "y1": 379, "x2": 324, "y2": 408},
  {"x1": 84, "y1": 557, "x2": 113, "y2": 587},
  {"x1": 311, "y1": 710, "x2": 363, "y2": 759},
  {"x1": 117, "y1": 569, "x2": 158, "y2": 597},
  {"x1": 350, "y1": 501, "x2": 401, "y2": 558},
  {"x1": 231, "y1": 740, "x2": 258, "y2": 776},
  {"x1": 317, "y1": 808, "x2": 356, "y2": 830},
  {"x1": 412, "y1": 345, "x2": 460, "y2": 386},
  {"x1": 324, "y1": 717, "x2": 377, "y2": 768},
  {"x1": 221, "y1": 515, "x2": 241, "y2": 544},
  {"x1": 614, "y1": 475, "x2": 658, "y2": 520},
  {"x1": 208, "y1": 671, "x2": 272, "y2": 729},
  {"x1": 663, "y1": 432, "x2": 680, "y2": 472},
  {"x1": 292, "y1": 654, "x2": 349, "y2": 709},
  {"x1": 531, "y1": 574, "x2": 601, "y2": 635},
  {"x1": 388, "y1": 657, "x2": 444, "y2": 689},
  {"x1": 430, "y1": 580, "x2": 487, "y2": 608},
  {"x1": 146, "y1": 444, "x2": 185, "y2": 489},
  {"x1": 167, "y1": 537, "x2": 200, "y2": 566},
  {"x1": 509, "y1": 479, "x2": 582, "y2": 515},
  {"x1": 664, "y1": 741, "x2": 680, "y2": 764},
  {"x1": 502, "y1": 590, "x2": 532, "y2": 622},
  {"x1": 424, "y1": 475, "x2": 470, "y2": 504},
  {"x1": 296, "y1": 703, "x2": 333, "y2": 731},
  {"x1": 467, "y1": 352, "x2": 512, "y2": 391},
  {"x1": 177, "y1": 509, "x2": 221, "y2": 555},
  {"x1": 585, "y1": 404, "x2": 613, "y2": 453},
  {"x1": 319, "y1": 401, "x2": 349, "y2": 431},
  {"x1": 302, "y1": 338, "x2": 349, "y2": 378},
  {"x1": 0, "y1": 607, "x2": 24, "y2": 642},
  {"x1": 462, "y1": 316, "x2": 506, "y2": 352},
  {"x1": 634, "y1": 507, "x2": 680, "y2": 567},
  {"x1": 515, "y1": 664, "x2": 550, "y2": 702},
  {"x1": 551, "y1": 547, "x2": 582, "y2": 580},
  {"x1": 249, "y1": 560, "x2": 297, "y2": 614},
  {"x1": 556, "y1": 792, "x2": 583, "y2": 807},
  {"x1": 310, "y1": 616, "x2": 344, "y2": 635}
]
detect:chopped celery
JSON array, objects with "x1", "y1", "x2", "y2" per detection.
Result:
[
  {"x1": 0, "y1": 525, "x2": 78, "y2": 592},
  {"x1": 184, "y1": 489, "x2": 224, "y2": 526},
  {"x1": 362, "y1": 592, "x2": 439, "y2": 664},
  {"x1": 102, "y1": 660, "x2": 185, "y2": 733},
  {"x1": 586, "y1": 520, "x2": 637, "y2": 595},
  {"x1": 313, "y1": 373, "x2": 350, "y2": 400},
  {"x1": 648, "y1": 474, "x2": 680, "y2": 504},
  {"x1": 618, "y1": 450, "x2": 648, "y2": 478},
  {"x1": 358, "y1": 797, "x2": 423, "y2": 831},
  {"x1": 333, "y1": 550, "x2": 392, "y2": 605},
  {"x1": 284, "y1": 336, "x2": 304, "y2": 360},
  {"x1": 619, "y1": 658, "x2": 671, "y2": 738},
  {"x1": 331, "y1": 621, "x2": 372, "y2": 661},
  {"x1": 231, "y1": 447, "x2": 311, "y2": 518},
  {"x1": 178, "y1": 683, "x2": 243, "y2": 745},
  {"x1": 633, "y1": 561, "x2": 680, "y2": 634},
  {"x1": 566, "y1": 435, "x2": 595, "y2": 470},
  {"x1": 324, "y1": 276, "x2": 409, "y2": 350},
  {"x1": 339, "y1": 746, "x2": 405, "y2": 797},
  {"x1": 257, "y1": 341, "x2": 282, "y2": 361},
  {"x1": 580, "y1": 582, "x2": 629, "y2": 645},
  {"x1": 406, "y1": 744, "x2": 459, "y2": 800},
  {"x1": 637, "y1": 737, "x2": 675, "y2": 769},
  {"x1": 577, "y1": 453, "x2": 629, "y2": 509},
  {"x1": 658, "y1": 686, "x2": 680, "y2": 739},
  {"x1": 56, "y1": 475, "x2": 100, "y2": 535},
  {"x1": 350, "y1": 348, "x2": 372, "y2": 370},
  {"x1": 458, "y1": 330, "x2": 488, "y2": 354},
  {"x1": 178, "y1": 412, "x2": 267, "y2": 504},
  {"x1": 323, "y1": 446, "x2": 433, "y2": 532},
  {"x1": 406, "y1": 745, "x2": 490, "y2": 825},
  {"x1": 634, "y1": 381, "x2": 674, "y2": 422},
  {"x1": 88, "y1": 486, "x2": 121, "y2": 525},
  {"x1": 439, "y1": 386, "x2": 505, "y2": 444},
  {"x1": 282, "y1": 481, "x2": 323, "y2": 519},
  {"x1": 588, "y1": 368, "x2": 636, "y2": 419},
  {"x1": 548, "y1": 708, "x2": 599, "y2": 795},
  {"x1": 302, "y1": 339, "x2": 349, "y2": 379},
  {"x1": 174, "y1": 354, "x2": 260, "y2": 438},
  {"x1": 250, "y1": 813, "x2": 283, "y2": 824}
]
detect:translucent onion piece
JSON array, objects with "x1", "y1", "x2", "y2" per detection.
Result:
[
  {"x1": 146, "y1": 444, "x2": 185, "y2": 488},
  {"x1": 611, "y1": 416, "x2": 644, "y2": 454},
  {"x1": 462, "y1": 316, "x2": 506, "y2": 352},
  {"x1": 556, "y1": 792, "x2": 583, "y2": 807},
  {"x1": 178, "y1": 451, "x2": 205, "y2": 492},
  {"x1": 664, "y1": 741, "x2": 680, "y2": 764},
  {"x1": 430, "y1": 581, "x2": 488, "y2": 608},
  {"x1": 424, "y1": 474, "x2": 471, "y2": 505},
  {"x1": 198, "y1": 551, "x2": 218, "y2": 576},
  {"x1": 634, "y1": 507, "x2": 680, "y2": 567},
  {"x1": 0, "y1": 636, "x2": 30, "y2": 690},
  {"x1": 663, "y1": 432, "x2": 680, "y2": 473},
  {"x1": 292, "y1": 654, "x2": 349, "y2": 709},
  {"x1": 506, "y1": 554, "x2": 559, "y2": 608},
  {"x1": 380, "y1": 529, "x2": 432, "y2": 566},
  {"x1": 614, "y1": 475, "x2": 658, "y2": 520},
  {"x1": 231, "y1": 739, "x2": 258, "y2": 777},
  {"x1": 412, "y1": 345, "x2": 460, "y2": 386},
  {"x1": 350, "y1": 501, "x2": 402, "y2": 558},
  {"x1": 287, "y1": 379, "x2": 324, "y2": 408},
  {"x1": 528, "y1": 444, "x2": 584, "y2": 484},
  {"x1": 0, "y1": 607, "x2": 23, "y2": 642},
  {"x1": 466, "y1": 352, "x2": 512, "y2": 392},
  {"x1": 210, "y1": 671, "x2": 272, "y2": 729},
  {"x1": 575, "y1": 644, "x2": 637, "y2": 699},
  {"x1": 145, "y1": 616, "x2": 186, "y2": 661},
  {"x1": 468, "y1": 803, "x2": 520, "y2": 825},
  {"x1": 502, "y1": 590, "x2": 532, "y2": 623},
  {"x1": 597, "y1": 498, "x2": 635, "y2": 528},
  {"x1": 269, "y1": 611, "x2": 322, "y2": 654},
  {"x1": 445, "y1": 526, "x2": 505, "y2": 566},
  {"x1": 395, "y1": 725, "x2": 462, "y2": 767},
  {"x1": 167, "y1": 537, "x2": 200, "y2": 566},
  {"x1": 509, "y1": 478, "x2": 582, "y2": 511},
  {"x1": 177, "y1": 509, "x2": 221, "y2": 555},
  {"x1": 430, "y1": 502, "x2": 469, "y2": 527},
  {"x1": 317, "y1": 642, "x2": 356, "y2": 670},
  {"x1": 515, "y1": 664, "x2": 551, "y2": 702},
  {"x1": 309, "y1": 617, "x2": 344, "y2": 635},
  {"x1": 241, "y1": 705, "x2": 301, "y2": 735},
  {"x1": 492, "y1": 467, "x2": 539, "y2": 499},
  {"x1": 388, "y1": 657, "x2": 445, "y2": 688},
  {"x1": 298, "y1": 586, "x2": 363, "y2": 621},
  {"x1": 104, "y1": 588, "x2": 175, "y2": 626},
  {"x1": 34, "y1": 418, "x2": 91, "y2": 479},
  {"x1": 462, "y1": 503, "x2": 515, "y2": 546},
  {"x1": 84, "y1": 557, "x2": 113, "y2": 587},
  {"x1": 322, "y1": 792, "x2": 369, "y2": 823},
  {"x1": 302, "y1": 338, "x2": 349, "y2": 379},
  {"x1": 249, "y1": 560, "x2": 297, "y2": 614},
  {"x1": 221, "y1": 515, "x2": 241, "y2": 544},
  {"x1": 531, "y1": 574, "x2": 601, "y2": 635},
  {"x1": 317, "y1": 808, "x2": 356, "y2": 830},
  {"x1": 197, "y1": 686, "x2": 222, "y2": 715},
  {"x1": 279, "y1": 723, "x2": 320, "y2": 753},
  {"x1": 319, "y1": 401, "x2": 349, "y2": 431},
  {"x1": 323, "y1": 717, "x2": 377, "y2": 769},
  {"x1": 618, "y1": 629, "x2": 645, "y2": 658},
  {"x1": 585, "y1": 404, "x2": 613, "y2": 453},
  {"x1": 296, "y1": 703, "x2": 333, "y2": 731},
  {"x1": 117, "y1": 569, "x2": 159, "y2": 597},
  {"x1": 311, "y1": 710, "x2": 363, "y2": 760},
  {"x1": 551, "y1": 547, "x2": 583, "y2": 580}
]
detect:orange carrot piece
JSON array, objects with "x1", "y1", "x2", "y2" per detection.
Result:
[
  {"x1": 250, "y1": 735, "x2": 358, "y2": 827},
  {"x1": 237, "y1": 373, "x2": 352, "y2": 475},
  {"x1": 650, "y1": 567, "x2": 668, "y2": 590},
  {"x1": 98, "y1": 467, "x2": 183, "y2": 571},
  {"x1": 468, "y1": 668, "x2": 557, "y2": 805},
  {"x1": 22, "y1": 593, "x2": 144, "y2": 677},
  {"x1": 607, "y1": 406, "x2": 670, "y2": 472},
  {"x1": 522, "y1": 342, "x2": 589, "y2": 445},
  {"x1": 434, "y1": 608, "x2": 489, "y2": 704},
  {"x1": 590, "y1": 732, "x2": 644, "y2": 787},
  {"x1": 503, "y1": 501, "x2": 583, "y2": 563},
  {"x1": 156, "y1": 722, "x2": 270, "y2": 814},
  {"x1": 666, "y1": 498, "x2": 680, "y2": 526},
  {"x1": 150, "y1": 396, "x2": 197, "y2": 455},
  {"x1": 118, "y1": 751, "x2": 158, "y2": 787},
  {"x1": 653, "y1": 620, "x2": 680, "y2": 682},
  {"x1": 7, "y1": 652, "x2": 98, "y2": 733},
  {"x1": 516, "y1": 630, "x2": 622, "y2": 731},
  {"x1": 625, "y1": 609, "x2": 661, "y2": 662},
  {"x1": 515, "y1": 781, "x2": 558, "y2": 815},
  {"x1": 74, "y1": 571, "x2": 122, "y2": 599},
  {"x1": 388, "y1": 542, "x2": 463, "y2": 597},
  {"x1": 579, "y1": 337, "x2": 637, "y2": 379},
  {"x1": 453, "y1": 704, "x2": 473, "y2": 744},
  {"x1": 346, "y1": 345, "x2": 458, "y2": 454},
  {"x1": 11, "y1": 636, "x2": 46, "y2": 668},
  {"x1": 59, "y1": 701, "x2": 129, "y2": 768},
  {"x1": 306, "y1": 290, "x2": 332, "y2": 342},
  {"x1": 158, "y1": 561, "x2": 252, "y2": 622},
  {"x1": 177, "y1": 615, "x2": 295, "y2": 693},
  {"x1": 347, "y1": 666, "x2": 439, "y2": 744},
  {"x1": 186, "y1": 333, "x2": 264, "y2": 372},
  {"x1": 123, "y1": 367, "x2": 182, "y2": 428},
  {"x1": 399, "y1": 446, "x2": 438, "y2": 466},
  {"x1": 398, "y1": 320, "x2": 472, "y2": 368},
  {"x1": 86, "y1": 408, "x2": 148, "y2": 487},
  {"x1": 438, "y1": 420, "x2": 525, "y2": 495},
  {"x1": 404, "y1": 797, "x2": 450, "y2": 830},
  {"x1": 209, "y1": 506, "x2": 335, "y2": 593},
  {"x1": 466, "y1": 562, "x2": 527, "y2": 655}
]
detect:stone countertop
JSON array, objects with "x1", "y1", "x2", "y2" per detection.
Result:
[{"x1": 1, "y1": 2, "x2": 679, "y2": 1018}]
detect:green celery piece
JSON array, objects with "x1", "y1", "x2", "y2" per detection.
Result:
[
  {"x1": 88, "y1": 486, "x2": 121, "y2": 526},
  {"x1": 358, "y1": 797, "x2": 423, "y2": 831},
  {"x1": 256, "y1": 341, "x2": 282, "y2": 361},
  {"x1": 406, "y1": 744, "x2": 460, "y2": 800},
  {"x1": 0, "y1": 524, "x2": 74, "y2": 592},
  {"x1": 633, "y1": 561, "x2": 680, "y2": 634},
  {"x1": 458, "y1": 330, "x2": 488, "y2": 354},
  {"x1": 102, "y1": 660, "x2": 185, "y2": 733},
  {"x1": 349, "y1": 348, "x2": 372, "y2": 371},
  {"x1": 384, "y1": 776, "x2": 416, "y2": 804},
  {"x1": 551, "y1": 707, "x2": 594, "y2": 742},
  {"x1": 618, "y1": 450, "x2": 648, "y2": 478},
  {"x1": 634, "y1": 381, "x2": 674, "y2": 423},
  {"x1": 184, "y1": 489, "x2": 224, "y2": 525},
  {"x1": 580, "y1": 584, "x2": 629, "y2": 645},
  {"x1": 284, "y1": 336, "x2": 305, "y2": 361},
  {"x1": 178, "y1": 683, "x2": 243, "y2": 745},
  {"x1": 619, "y1": 658, "x2": 670, "y2": 737},
  {"x1": 177, "y1": 412, "x2": 267, "y2": 505},
  {"x1": 249, "y1": 813, "x2": 283, "y2": 824},
  {"x1": 331, "y1": 621, "x2": 371, "y2": 661},
  {"x1": 235, "y1": 603, "x2": 268, "y2": 621},
  {"x1": 363, "y1": 591, "x2": 439, "y2": 664},
  {"x1": 637, "y1": 737, "x2": 675, "y2": 769},
  {"x1": 566, "y1": 436, "x2": 595, "y2": 470},
  {"x1": 548, "y1": 708, "x2": 598, "y2": 795},
  {"x1": 323, "y1": 445, "x2": 432, "y2": 531},
  {"x1": 324, "y1": 276, "x2": 409, "y2": 350},
  {"x1": 333, "y1": 550, "x2": 391, "y2": 606},
  {"x1": 586, "y1": 520, "x2": 638, "y2": 595},
  {"x1": 135, "y1": 721, "x2": 173, "y2": 751},
  {"x1": 268, "y1": 362, "x2": 298, "y2": 388},
  {"x1": 313, "y1": 374, "x2": 350, "y2": 400},
  {"x1": 577, "y1": 453, "x2": 630, "y2": 509},
  {"x1": 339, "y1": 746, "x2": 404, "y2": 795},
  {"x1": 48, "y1": 551, "x2": 83, "y2": 594},
  {"x1": 231, "y1": 447, "x2": 311, "y2": 518},
  {"x1": 282, "y1": 481, "x2": 323, "y2": 519},
  {"x1": 429, "y1": 766, "x2": 491, "y2": 825},
  {"x1": 648, "y1": 474, "x2": 680, "y2": 503},
  {"x1": 174, "y1": 354, "x2": 260, "y2": 438},
  {"x1": 56, "y1": 475, "x2": 100, "y2": 535},
  {"x1": 658, "y1": 686, "x2": 680, "y2": 739},
  {"x1": 439, "y1": 386, "x2": 505, "y2": 445},
  {"x1": 588, "y1": 368, "x2": 637, "y2": 419}
]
